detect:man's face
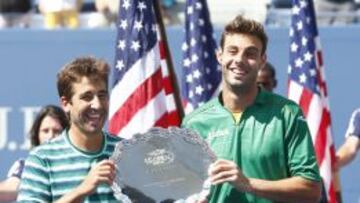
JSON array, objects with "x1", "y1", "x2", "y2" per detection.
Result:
[
  {"x1": 257, "y1": 69, "x2": 276, "y2": 92},
  {"x1": 217, "y1": 33, "x2": 266, "y2": 91},
  {"x1": 62, "y1": 77, "x2": 109, "y2": 136}
]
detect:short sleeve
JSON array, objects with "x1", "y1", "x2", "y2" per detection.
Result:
[
  {"x1": 17, "y1": 152, "x2": 51, "y2": 203},
  {"x1": 7, "y1": 159, "x2": 25, "y2": 178},
  {"x1": 345, "y1": 108, "x2": 360, "y2": 138}
]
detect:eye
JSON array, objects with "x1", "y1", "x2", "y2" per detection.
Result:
[
  {"x1": 245, "y1": 49, "x2": 259, "y2": 58},
  {"x1": 41, "y1": 128, "x2": 49, "y2": 133},
  {"x1": 81, "y1": 93, "x2": 94, "y2": 102},
  {"x1": 98, "y1": 91, "x2": 109, "y2": 100}
]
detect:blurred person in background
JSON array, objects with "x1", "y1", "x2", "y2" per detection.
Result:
[
  {"x1": 0, "y1": 105, "x2": 69, "y2": 202},
  {"x1": 93, "y1": 0, "x2": 119, "y2": 27},
  {"x1": 38, "y1": 0, "x2": 83, "y2": 29},
  {"x1": 256, "y1": 62, "x2": 277, "y2": 92},
  {"x1": 314, "y1": 0, "x2": 357, "y2": 25},
  {"x1": 0, "y1": 0, "x2": 32, "y2": 28},
  {"x1": 160, "y1": 0, "x2": 177, "y2": 25}
]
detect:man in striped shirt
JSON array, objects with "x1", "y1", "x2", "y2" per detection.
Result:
[{"x1": 17, "y1": 57, "x2": 122, "y2": 203}]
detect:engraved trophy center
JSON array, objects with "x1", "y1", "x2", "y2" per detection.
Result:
[
  {"x1": 110, "y1": 127, "x2": 216, "y2": 203},
  {"x1": 144, "y1": 148, "x2": 175, "y2": 167}
]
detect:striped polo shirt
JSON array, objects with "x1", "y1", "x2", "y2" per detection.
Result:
[{"x1": 17, "y1": 130, "x2": 122, "y2": 203}]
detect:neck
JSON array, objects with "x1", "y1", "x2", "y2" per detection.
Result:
[
  {"x1": 222, "y1": 84, "x2": 258, "y2": 113},
  {"x1": 68, "y1": 126, "x2": 103, "y2": 153}
]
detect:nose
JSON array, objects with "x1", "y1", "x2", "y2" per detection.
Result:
[
  {"x1": 234, "y1": 53, "x2": 245, "y2": 65},
  {"x1": 91, "y1": 95, "x2": 102, "y2": 109},
  {"x1": 48, "y1": 130, "x2": 57, "y2": 139}
]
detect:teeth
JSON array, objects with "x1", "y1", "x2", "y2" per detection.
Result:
[{"x1": 231, "y1": 69, "x2": 245, "y2": 75}]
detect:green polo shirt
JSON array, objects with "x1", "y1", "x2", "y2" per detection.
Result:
[{"x1": 182, "y1": 90, "x2": 320, "y2": 203}]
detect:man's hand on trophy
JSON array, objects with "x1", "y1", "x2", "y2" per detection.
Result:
[
  {"x1": 208, "y1": 159, "x2": 251, "y2": 192},
  {"x1": 78, "y1": 159, "x2": 116, "y2": 195}
]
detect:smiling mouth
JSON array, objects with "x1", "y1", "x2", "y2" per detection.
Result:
[{"x1": 230, "y1": 67, "x2": 247, "y2": 76}]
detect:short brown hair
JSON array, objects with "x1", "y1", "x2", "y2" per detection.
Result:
[
  {"x1": 220, "y1": 15, "x2": 268, "y2": 55},
  {"x1": 57, "y1": 57, "x2": 110, "y2": 100}
]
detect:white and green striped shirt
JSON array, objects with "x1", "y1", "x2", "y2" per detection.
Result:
[{"x1": 17, "y1": 130, "x2": 122, "y2": 203}]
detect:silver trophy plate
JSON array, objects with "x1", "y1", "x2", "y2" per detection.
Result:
[{"x1": 110, "y1": 127, "x2": 216, "y2": 203}]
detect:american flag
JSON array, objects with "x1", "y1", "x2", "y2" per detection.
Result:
[
  {"x1": 181, "y1": 0, "x2": 221, "y2": 113},
  {"x1": 108, "y1": 0, "x2": 182, "y2": 139},
  {"x1": 288, "y1": 0, "x2": 337, "y2": 202}
]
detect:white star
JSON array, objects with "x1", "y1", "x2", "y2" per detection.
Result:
[
  {"x1": 137, "y1": 1, "x2": 147, "y2": 11},
  {"x1": 289, "y1": 28, "x2": 294, "y2": 37},
  {"x1": 202, "y1": 35, "x2": 207, "y2": 42},
  {"x1": 116, "y1": 60, "x2": 125, "y2": 70},
  {"x1": 152, "y1": 24, "x2": 157, "y2": 32},
  {"x1": 190, "y1": 22, "x2": 194, "y2": 31},
  {"x1": 304, "y1": 51, "x2": 313, "y2": 62},
  {"x1": 299, "y1": 73, "x2": 307, "y2": 83},
  {"x1": 187, "y1": 6, "x2": 193, "y2": 14},
  {"x1": 123, "y1": 0, "x2": 130, "y2": 10},
  {"x1": 131, "y1": 41, "x2": 141, "y2": 51},
  {"x1": 193, "y1": 69, "x2": 201, "y2": 79},
  {"x1": 198, "y1": 102, "x2": 204, "y2": 107},
  {"x1": 117, "y1": 40, "x2": 126, "y2": 50},
  {"x1": 310, "y1": 68, "x2": 317, "y2": 76},
  {"x1": 295, "y1": 58, "x2": 304, "y2": 68},
  {"x1": 300, "y1": 0, "x2": 307, "y2": 8},
  {"x1": 292, "y1": 5, "x2": 301, "y2": 15},
  {"x1": 120, "y1": 20, "x2": 128, "y2": 29},
  {"x1": 306, "y1": 17, "x2": 311, "y2": 24},
  {"x1": 190, "y1": 38, "x2": 196, "y2": 47},
  {"x1": 189, "y1": 90, "x2": 194, "y2": 98},
  {"x1": 301, "y1": 36, "x2": 308, "y2": 46},
  {"x1": 186, "y1": 74, "x2": 193, "y2": 83},
  {"x1": 191, "y1": 54, "x2": 199, "y2": 63},
  {"x1": 206, "y1": 67, "x2": 211, "y2": 74},
  {"x1": 199, "y1": 19, "x2": 205, "y2": 26},
  {"x1": 195, "y1": 85, "x2": 204, "y2": 95},
  {"x1": 182, "y1": 42, "x2": 188, "y2": 51},
  {"x1": 207, "y1": 83, "x2": 213, "y2": 90},
  {"x1": 288, "y1": 65, "x2": 292, "y2": 74},
  {"x1": 204, "y1": 51, "x2": 209, "y2": 58},
  {"x1": 297, "y1": 21, "x2": 303, "y2": 31},
  {"x1": 291, "y1": 42, "x2": 299, "y2": 52},
  {"x1": 134, "y1": 20, "x2": 143, "y2": 31},
  {"x1": 183, "y1": 58, "x2": 191, "y2": 67},
  {"x1": 195, "y1": 2, "x2": 202, "y2": 10}
]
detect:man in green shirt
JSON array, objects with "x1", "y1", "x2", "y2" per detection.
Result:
[{"x1": 182, "y1": 15, "x2": 321, "y2": 203}]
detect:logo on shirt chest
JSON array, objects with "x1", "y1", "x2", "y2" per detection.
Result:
[{"x1": 207, "y1": 129, "x2": 230, "y2": 140}]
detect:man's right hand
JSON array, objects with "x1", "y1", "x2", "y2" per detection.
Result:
[{"x1": 77, "y1": 159, "x2": 116, "y2": 196}]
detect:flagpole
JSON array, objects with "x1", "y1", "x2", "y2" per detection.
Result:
[
  {"x1": 334, "y1": 172, "x2": 343, "y2": 203},
  {"x1": 152, "y1": 0, "x2": 185, "y2": 120}
]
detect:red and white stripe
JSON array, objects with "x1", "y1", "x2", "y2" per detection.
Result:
[
  {"x1": 288, "y1": 37, "x2": 337, "y2": 203},
  {"x1": 108, "y1": 33, "x2": 181, "y2": 139}
]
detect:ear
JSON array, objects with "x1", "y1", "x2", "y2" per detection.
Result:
[
  {"x1": 60, "y1": 96, "x2": 71, "y2": 114},
  {"x1": 260, "y1": 54, "x2": 267, "y2": 69}
]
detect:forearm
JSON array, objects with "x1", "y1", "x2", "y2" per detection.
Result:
[
  {"x1": 242, "y1": 176, "x2": 321, "y2": 203},
  {"x1": 337, "y1": 136, "x2": 360, "y2": 168},
  {"x1": 337, "y1": 146, "x2": 356, "y2": 168},
  {"x1": 0, "y1": 177, "x2": 20, "y2": 202}
]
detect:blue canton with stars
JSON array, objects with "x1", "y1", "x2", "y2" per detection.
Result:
[
  {"x1": 112, "y1": 0, "x2": 157, "y2": 86},
  {"x1": 181, "y1": 0, "x2": 221, "y2": 109},
  {"x1": 289, "y1": 0, "x2": 320, "y2": 95}
]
